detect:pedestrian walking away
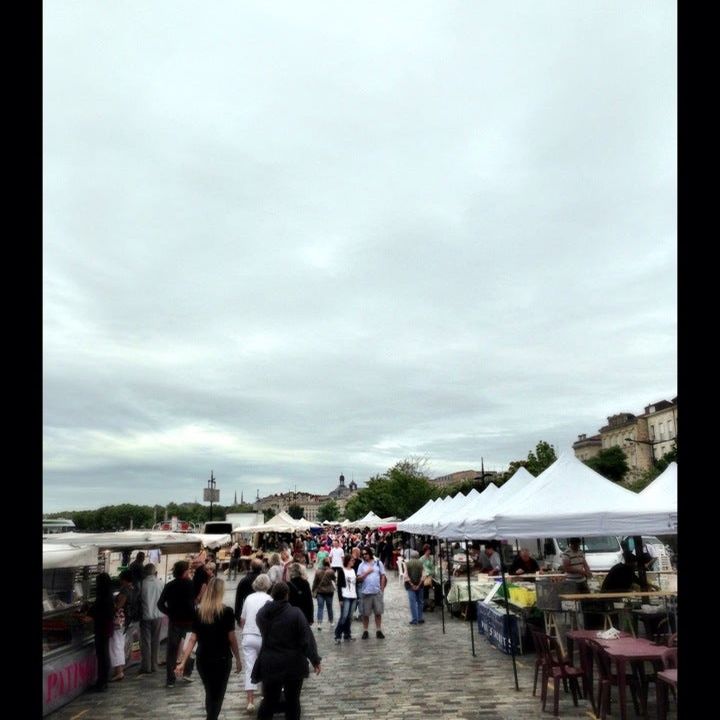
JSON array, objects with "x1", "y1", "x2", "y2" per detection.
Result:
[
  {"x1": 175, "y1": 577, "x2": 241, "y2": 720},
  {"x1": 252, "y1": 581, "x2": 322, "y2": 720}
]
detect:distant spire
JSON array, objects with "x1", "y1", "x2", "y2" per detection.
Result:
[
  {"x1": 234, "y1": 490, "x2": 237, "y2": 505},
  {"x1": 256, "y1": 489, "x2": 260, "y2": 501},
  {"x1": 241, "y1": 490, "x2": 244, "y2": 504}
]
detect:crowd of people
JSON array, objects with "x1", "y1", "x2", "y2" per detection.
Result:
[{"x1": 79, "y1": 530, "x2": 667, "y2": 719}]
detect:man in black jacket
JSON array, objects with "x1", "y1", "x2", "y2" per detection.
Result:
[
  {"x1": 235, "y1": 558, "x2": 264, "y2": 623},
  {"x1": 252, "y1": 581, "x2": 321, "y2": 720},
  {"x1": 602, "y1": 552, "x2": 654, "y2": 592},
  {"x1": 157, "y1": 560, "x2": 195, "y2": 687}
]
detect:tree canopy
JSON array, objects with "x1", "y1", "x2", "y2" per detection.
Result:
[
  {"x1": 317, "y1": 499, "x2": 340, "y2": 522},
  {"x1": 43, "y1": 502, "x2": 256, "y2": 532},
  {"x1": 500, "y1": 441, "x2": 556, "y2": 482},
  {"x1": 525, "y1": 441, "x2": 557, "y2": 476},
  {"x1": 344, "y1": 458, "x2": 437, "y2": 520},
  {"x1": 583, "y1": 446, "x2": 629, "y2": 484},
  {"x1": 287, "y1": 503, "x2": 304, "y2": 520}
]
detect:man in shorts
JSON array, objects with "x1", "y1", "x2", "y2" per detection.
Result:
[{"x1": 356, "y1": 547, "x2": 387, "y2": 639}]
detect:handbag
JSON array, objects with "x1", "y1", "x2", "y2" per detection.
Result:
[{"x1": 423, "y1": 575, "x2": 433, "y2": 588}]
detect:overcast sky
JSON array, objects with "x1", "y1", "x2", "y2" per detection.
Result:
[{"x1": 43, "y1": 1, "x2": 676, "y2": 513}]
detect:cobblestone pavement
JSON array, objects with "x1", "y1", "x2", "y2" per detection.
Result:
[{"x1": 48, "y1": 568, "x2": 676, "y2": 719}]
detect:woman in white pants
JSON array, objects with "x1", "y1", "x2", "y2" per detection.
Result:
[{"x1": 239, "y1": 574, "x2": 273, "y2": 714}]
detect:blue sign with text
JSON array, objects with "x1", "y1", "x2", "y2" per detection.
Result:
[{"x1": 476, "y1": 602, "x2": 521, "y2": 655}]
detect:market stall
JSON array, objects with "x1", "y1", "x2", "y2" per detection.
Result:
[
  {"x1": 43, "y1": 542, "x2": 100, "y2": 715},
  {"x1": 43, "y1": 531, "x2": 204, "y2": 715}
]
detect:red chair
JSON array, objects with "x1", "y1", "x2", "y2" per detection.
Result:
[
  {"x1": 656, "y1": 648, "x2": 677, "y2": 720},
  {"x1": 587, "y1": 639, "x2": 642, "y2": 720},
  {"x1": 529, "y1": 628, "x2": 574, "y2": 697},
  {"x1": 637, "y1": 641, "x2": 677, "y2": 710},
  {"x1": 533, "y1": 630, "x2": 584, "y2": 716}
]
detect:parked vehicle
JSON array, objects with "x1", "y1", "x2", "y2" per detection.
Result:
[
  {"x1": 43, "y1": 518, "x2": 76, "y2": 534},
  {"x1": 530, "y1": 536, "x2": 623, "y2": 572},
  {"x1": 201, "y1": 521, "x2": 234, "y2": 535}
]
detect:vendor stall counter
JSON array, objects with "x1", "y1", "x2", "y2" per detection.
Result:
[{"x1": 43, "y1": 543, "x2": 100, "y2": 715}]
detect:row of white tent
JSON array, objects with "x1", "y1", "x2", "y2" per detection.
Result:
[
  {"x1": 397, "y1": 452, "x2": 677, "y2": 540},
  {"x1": 241, "y1": 510, "x2": 399, "y2": 534},
  {"x1": 240, "y1": 511, "x2": 323, "y2": 534}
]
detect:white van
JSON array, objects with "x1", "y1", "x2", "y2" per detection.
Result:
[{"x1": 528, "y1": 536, "x2": 623, "y2": 572}]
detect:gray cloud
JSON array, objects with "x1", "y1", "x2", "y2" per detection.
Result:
[{"x1": 43, "y1": 1, "x2": 676, "y2": 512}]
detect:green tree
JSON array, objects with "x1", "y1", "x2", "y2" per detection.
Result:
[
  {"x1": 344, "y1": 457, "x2": 437, "y2": 520},
  {"x1": 584, "y1": 446, "x2": 630, "y2": 484},
  {"x1": 625, "y1": 467, "x2": 659, "y2": 493},
  {"x1": 654, "y1": 444, "x2": 677, "y2": 473},
  {"x1": 344, "y1": 493, "x2": 369, "y2": 521},
  {"x1": 263, "y1": 508, "x2": 276, "y2": 522},
  {"x1": 317, "y1": 499, "x2": 340, "y2": 522},
  {"x1": 287, "y1": 503, "x2": 304, "y2": 520},
  {"x1": 525, "y1": 441, "x2": 557, "y2": 476}
]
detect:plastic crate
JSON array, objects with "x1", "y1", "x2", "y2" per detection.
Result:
[{"x1": 535, "y1": 578, "x2": 579, "y2": 611}]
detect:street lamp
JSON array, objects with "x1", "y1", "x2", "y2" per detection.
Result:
[
  {"x1": 624, "y1": 437, "x2": 659, "y2": 467},
  {"x1": 203, "y1": 470, "x2": 219, "y2": 520}
]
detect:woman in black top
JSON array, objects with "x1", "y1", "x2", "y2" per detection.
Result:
[
  {"x1": 252, "y1": 581, "x2": 321, "y2": 720},
  {"x1": 287, "y1": 562, "x2": 314, "y2": 625},
  {"x1": 176, "y1": 577, "x2": 241, "y2": 720}
]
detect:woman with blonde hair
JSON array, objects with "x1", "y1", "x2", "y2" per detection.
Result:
[
  {"x1": 239, "y1": 573, "x2": 273, "y2": 714},
  {"x1": 266, "y1": 553, "x2": 283, "y2": 585},
  {"x1": 176, "y1": 577, "x2": 241, "y2": 720}
]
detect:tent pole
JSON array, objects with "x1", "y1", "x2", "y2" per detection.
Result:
[
  {"x1": 464, "y1": 540, "x2": 476, "y2": 656},
  {"x1": 499, "y1": 552, "x2": 520, "y2": 691},
  {"x1": 632, "y1": 534, "x2": 648, "y2": 590},
  {"x1": 439, "y1": 537, "x2": 445, "y2": 634}
]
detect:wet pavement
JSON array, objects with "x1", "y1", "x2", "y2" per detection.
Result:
[{"x1": 47, "y1": 567, "x2": 676, "y2": 719}]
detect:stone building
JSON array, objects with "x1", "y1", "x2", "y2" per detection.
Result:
[
  {"x1": 573, "y1": 396, "x2": 677, "y2": 479},
  {"x1": 326, "y1": 474, "x2": 358, "y2": 514},
  {"x1": 251, "y1": 474, "x2": 359, "y2": 521},
  {"x1": 430, "y1": 469, "x2": 500, "y2": 488},
  {"x1": 572, "y1": 433, "x2": 602, "y2": 462}
]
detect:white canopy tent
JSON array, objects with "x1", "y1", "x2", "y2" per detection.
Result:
[
  {"x1": 489, "y1": 452, "x2": 678, "y2": 538},
  {"x1": 412, "y1": 491, "x2": 475, "y2": 536},
  {"x1": 345, "y1": 511, "x2": 387, "y2": 529},
  {"x1": 242, "y1": 511, "x2": 303, "y2": 534},
  {"x1": 435, "y1": 484, "x2": 499, "y2": 539},
  {"x1": 294, "y1": 517, "x2": 323, "y2": 530},
  {"x1": 397, "y1": 498, "x2": 440, "y2": 534},
  {"x1": 640, "y1": 461, "x2": 677, "y2": 508},
  {"x1": 42, "y1": 530, "x2": 206, "y2": 553},
  {"x1": 43, "y1": 542, "x2": 100, "y2": 570},
  {"x1": 454, "y1": 466, "x2": 536, "y2": 539}
]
